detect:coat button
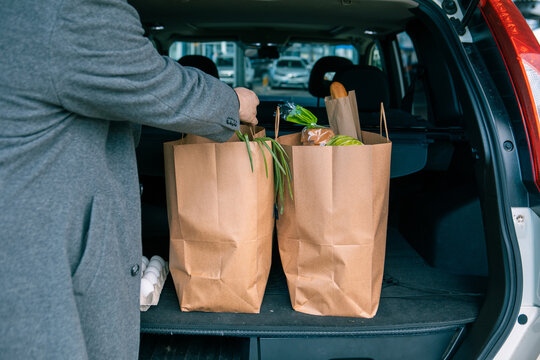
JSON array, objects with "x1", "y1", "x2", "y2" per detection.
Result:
[{"x1": 131, "y1": 264, "x2": 140, "y2": 277}]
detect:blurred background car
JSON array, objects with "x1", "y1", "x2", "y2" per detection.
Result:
[
  {"x1": 269, "y1": 56, "x2": 310, "y2": 89},
  {"x1": 216, "y1": 56, "x2": 254, "y2": 88},
  {"x1": 301, "y1": 58, "x2": 312, "y2": 71}
]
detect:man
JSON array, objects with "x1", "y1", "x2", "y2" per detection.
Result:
[{"x1": 0, "y1": 0, "x2": 258, "y2": 358}]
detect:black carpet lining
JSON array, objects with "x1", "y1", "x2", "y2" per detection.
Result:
[{"x1": 141, "y1": 228, "x2": 485, "y2": 336}]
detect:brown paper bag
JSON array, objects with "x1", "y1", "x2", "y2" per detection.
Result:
[
  {"x1": 163, "y1": 126, "x2": 274, "y2": 313},
  {"x1": 276, "y1": 125, "x2": 391, "y2": 318},
  {"x1": 325, "y1": 90, "x2": 362, "y2": 141}
]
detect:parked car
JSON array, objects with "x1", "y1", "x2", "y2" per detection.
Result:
[
  {"x1": 301, "y1": 58, "x2": 312, "y2": 71},
  {"x1": 130, "y1": 0, "x2": 540, "y2": 358},
  {"x1": 251, "y1": 58, "x2": 275, "y2": 79},
  {"x1": 269, "y1": 56, "x2": 310, "y2": 89},
  {"x1": 216, "y1": 55, "x2": 254, "y2": 88}
]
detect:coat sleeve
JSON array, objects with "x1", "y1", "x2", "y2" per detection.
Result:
[{"x1": 49, "y1": 0, "x2": 239, "y2": 142}]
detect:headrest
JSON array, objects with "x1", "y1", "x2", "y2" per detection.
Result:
[
  {"x1": 178, "y1": 55, "x2": 219, "y2": 79},
  {"x1": 333, "y1": 65, "x2": 390, "y2": 112},
  {"x1": 308, "y1": 56, "x2": 353, "y2": 98}
]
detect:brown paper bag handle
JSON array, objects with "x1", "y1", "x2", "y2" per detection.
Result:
[
  {"x1": 274, "y1": 106, "x2": 280, "y2": 140},
  {"x1": 380, "y1": 102, "x2": 390, "y2": 142}
]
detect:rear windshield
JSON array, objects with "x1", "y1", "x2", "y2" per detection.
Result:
[{"x1": 169, "y1": 41, "x2": 358, "y2": 102}]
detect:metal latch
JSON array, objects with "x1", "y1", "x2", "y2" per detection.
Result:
[{"x1": 441, "y1": 0, "x2": 481, "y2": 36}]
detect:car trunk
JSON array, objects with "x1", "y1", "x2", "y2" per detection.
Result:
[
  {"x1": 127, "y1": 0, "x2": 518, "y2": 358},
  {"x1": 136, "y1": 123, "x2": 488, "y2": 359}
]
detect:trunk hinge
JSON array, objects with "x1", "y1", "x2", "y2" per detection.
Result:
[{"x1": 441, "y1": 0, "x2": 481, "y2": 36}]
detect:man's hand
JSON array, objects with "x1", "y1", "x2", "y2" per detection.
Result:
[{"x1": 234, "y1": 87, "x2": 259, "y2": 125}]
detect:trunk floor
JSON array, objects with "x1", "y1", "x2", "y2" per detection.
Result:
[
  {"x1": 139, "y1": 335, "x2": 247, "y2": 360},
  {"x1": 140, "y1": 228, "x2": 486, "y2": 336}
]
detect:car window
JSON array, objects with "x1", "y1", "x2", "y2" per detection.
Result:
[
  {"x1": 369, "y1": 44, "x2": 383, "y2": 71},
  {"x1": 169, "y1": 41, "x2": 250, "y2": 88},
  {"x1": 262, "y1": 43, "x2": 357, "y2": 101},
  {"x1": 396, "y1": 32, "x2": 417, "y2": 88},
  {"x1": 396, "y1": 32, "x2": 427, "y2": 119},
  {"x1": 169, "y1": 41, "x2": 358, "y2": 102}
]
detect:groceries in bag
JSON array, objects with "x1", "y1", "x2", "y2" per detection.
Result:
[
  {"x1": 279, "y1": 103, "x2": 335, "y2": 146},
  {"x1": 163, "y1": 126, "x2": 274, "y2": 313},
  {"x1": 276, "y1": 97, "x2": 391, "y2": 317}
]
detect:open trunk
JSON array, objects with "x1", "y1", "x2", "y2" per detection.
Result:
[
  {"x1": 136, "y1": 124, "x2": 488, "y2": 359},
  {"x1": 128, "y1": 0, "x2": 530, "y2": 357}
]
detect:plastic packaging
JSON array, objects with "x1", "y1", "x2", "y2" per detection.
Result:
[
  {"x1": 301, "y1": 127, "x2": 335, "y2": 146},
  {"x1": 279, "y1": 102, "x2": 335, "y2": 146}
]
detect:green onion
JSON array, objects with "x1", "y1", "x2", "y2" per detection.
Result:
[
  {"x1": 256, "y1": 140, "x2": 269, "y2": 178},
  {"x1": 236, "y1": 131, "x2": 254, "y2": 171},
  {"x1": 236, "y1": 131, "x2": 293, "y2": 214}
]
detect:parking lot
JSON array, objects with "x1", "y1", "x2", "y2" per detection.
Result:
[{"x1": 250, "y1": 78, "x2": 309, "y2": 97}]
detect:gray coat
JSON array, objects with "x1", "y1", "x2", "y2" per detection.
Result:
[{"x1": 0, "y1": 0, "x2": 240, "y2": 358}]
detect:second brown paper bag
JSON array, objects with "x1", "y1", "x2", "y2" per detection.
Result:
[{"x1": 276, "y1": 128, "x2": 391, "y2": 318}]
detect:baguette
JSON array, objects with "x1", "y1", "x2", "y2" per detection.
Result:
[{"x1": 330, "y1": 81, "x2": 348, "y2": 99}]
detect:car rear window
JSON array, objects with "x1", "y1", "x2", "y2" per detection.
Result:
[{"x1": 169, "y1": 41, "x2": 358, "y2": 101}]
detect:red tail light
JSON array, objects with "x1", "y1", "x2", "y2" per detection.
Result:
[{"x1": 480, "y1": 0, "x2": 540, "y2": 192}]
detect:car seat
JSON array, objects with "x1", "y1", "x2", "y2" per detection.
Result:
[
  {"x1": 333, "y1": 65, "x2": 430, "y2": 178},
  {"x1": 308, "y1": 56, "x2": 354, "y2": 102},
  {"x1": 303, "y1": 56, "x2": 354, "y2": 125},
  {"x1": 333, "y1": 65, "x2": 426, "y2": 128},
  {"x1": 178, "y1": 55, "x2": 220, "y2": 79}
]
